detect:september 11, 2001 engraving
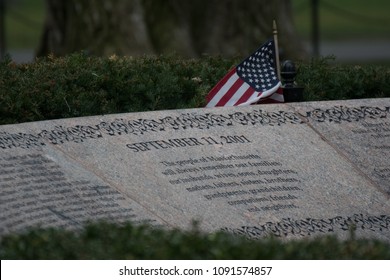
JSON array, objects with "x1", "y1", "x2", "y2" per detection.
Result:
[{"x1": 126, "y1": 135, "x2": 251, "y2": 152}]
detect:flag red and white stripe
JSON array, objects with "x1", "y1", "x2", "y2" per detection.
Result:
[{"x1": 205, "y1": 39, "x2": 283, "y2": 107}]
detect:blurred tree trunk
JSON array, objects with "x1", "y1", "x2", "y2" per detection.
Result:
[{"x1": 38, "y1": 0, "x2": 306, "y2": 59}]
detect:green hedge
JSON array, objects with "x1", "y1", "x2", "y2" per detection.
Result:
[
  {"x1": 1, "y1": 53, "x2": 389, "y2": 125},
  {"x1": 1, "y1": 221, "x2": 390, "y2": 259},
  {"x1": 0, "y1": 53, "x2": 229, "y2": 124},
  {"x1": 296, "y1": 57, "x2": 390, "y2": 101}
]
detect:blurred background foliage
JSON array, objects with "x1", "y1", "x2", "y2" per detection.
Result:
[
  {"x1": 3, "y1": 0, "x2": 304, "y2": 60},
  {"x1": 2, "y1": 0, "x2": 389, "y2": 63}
]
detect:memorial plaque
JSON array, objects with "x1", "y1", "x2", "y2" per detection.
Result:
[
  {"x1": 290, "y1": 99, "x2": 390, "y2": 195},
  {"x1": 0, "y1": 98, "x2": 389, "y2": 241}
]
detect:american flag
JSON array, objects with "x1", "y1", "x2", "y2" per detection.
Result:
[{"x1": 205, "y1": 39, "x2": 283, "y2": 107}]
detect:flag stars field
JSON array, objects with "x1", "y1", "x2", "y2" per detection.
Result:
[{"x1": 205, "y1": 39, "x2": 283, "y2": 107}]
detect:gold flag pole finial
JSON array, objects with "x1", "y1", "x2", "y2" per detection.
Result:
[{"x1": 273, "y1": 20, "x2": 281, "y2": 81}]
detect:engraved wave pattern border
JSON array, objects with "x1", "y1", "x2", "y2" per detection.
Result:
[
  {"x1": 0, "y1": 105, "x2": 389, "y2": 150},
  {"x1": 221, "y1": 214, "x2": 390, "y2": 238}
]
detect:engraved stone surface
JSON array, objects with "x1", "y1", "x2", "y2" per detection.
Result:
[
  {"x1": 0, "y1": 98, "x2": 389, "y2": 241},
  {"x1": 290, "y1": 99, "x2": 390, "y2": 195}
]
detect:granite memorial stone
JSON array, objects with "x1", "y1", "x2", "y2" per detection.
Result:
[{"x1": 0, "y1": 98, "x2": 389, "y2": 241}]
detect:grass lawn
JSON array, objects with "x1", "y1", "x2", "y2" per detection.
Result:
[
  {"x1": 4, "y1": 0, "x2": 45, "y2": 49},
  {"x1": 292, "y1": 0, "x2": 390, "y2": 40}
]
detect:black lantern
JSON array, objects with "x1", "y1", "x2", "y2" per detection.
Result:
[{"x1": 281, "y1": 60, "x2": 304, "y2": 102}]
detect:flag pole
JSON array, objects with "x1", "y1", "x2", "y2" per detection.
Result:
[{"x1": 273, "y1": 20, "x2": 281, "y2": 81}]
